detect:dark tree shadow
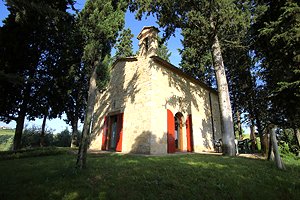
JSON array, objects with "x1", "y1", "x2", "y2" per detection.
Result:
[
  {"x1": 149, "y1": 56, "x2": 222, "y2": 152},
  {"x1": 90, "y1": 58, "x2": 140, "y2": 148},
  {"x1": 90, "y1": 55, "x2": 222, "y2": 154}
]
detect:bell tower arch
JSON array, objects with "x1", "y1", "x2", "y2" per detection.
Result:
[{"x1": 137, "y1": 26, "x2": 159, "y2": 57}]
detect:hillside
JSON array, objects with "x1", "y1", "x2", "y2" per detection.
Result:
[
  {"x1": 0, "y1": 129, "x2": 14, "y2": 151},
  {"x1": 0, "y1": 151, "x2": 299, "y2": 200}
]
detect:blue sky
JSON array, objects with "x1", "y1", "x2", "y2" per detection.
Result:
[{"x1": 0, "y1": 0, "x2": 183, "y2": 132}]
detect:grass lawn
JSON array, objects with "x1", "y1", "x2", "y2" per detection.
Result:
[
  {"x1": 0, "y1": 150, "x2": 299, "y2": 200},
  {"x1": 0, "y1": 129, "x2": 14, "y2": 151}
]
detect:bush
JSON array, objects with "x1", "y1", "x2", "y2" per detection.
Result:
[
  {"x1": 279, "y1": 142, "x2": 290, "y2": 155},
  {"x1": 278, "y1": 128, "x2": 300, "y2": 156},
  {"x1": 21, "y1": 126, "x2": 73, "y2": 148},
  {"x1": 53, "y1": 128, "x2": 71, "y2": 147},
  {"x1": 0, "y1": 147, "x2": 70, "y2": 160},
  {"x1": 21, "y1": 126, "x2": 54, "y2": 148}
]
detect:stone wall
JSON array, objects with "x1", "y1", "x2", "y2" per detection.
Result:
[
  {"x1": 90, "y1": 57, "x2": 154, "y2": 154},
  {"x1": 149, "y1": 57, "x2": 222, "y2": 153},
  {"x1": 90, "y1": 56, "x2": 222, "y2": 154}
]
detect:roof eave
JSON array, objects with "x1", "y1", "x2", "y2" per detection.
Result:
[{"x1": 150, "y1": 56, "x2": 218, "y2": 95}]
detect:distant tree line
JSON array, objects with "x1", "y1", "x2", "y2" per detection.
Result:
[{"x1": 21, "y1": 126, "x2": 80, "y2": 148}]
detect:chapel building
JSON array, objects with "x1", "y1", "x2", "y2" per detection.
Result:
[{"x1": 89, "y1": 26, "x2": 222, "y2": 154}]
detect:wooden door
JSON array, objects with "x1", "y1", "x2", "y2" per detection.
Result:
[
  {"x1": 167, "y1": 109, "x2": 175, "y2": 153},
  {"x1": 186, "y1": 114, "x2": 194, "y2": 152}
]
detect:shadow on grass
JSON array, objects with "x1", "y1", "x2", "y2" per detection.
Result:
[{"x1": 0, "y1": 153, "x2": 299, "y2": 200}]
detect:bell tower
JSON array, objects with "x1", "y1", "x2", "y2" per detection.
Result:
[{"x1": 137, "y1": 26, "x2": 159, "y2": 57}]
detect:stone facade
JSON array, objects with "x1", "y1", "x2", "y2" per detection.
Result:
[{"x1": 90, "y1": 26, "x2": 222, "y2": 154}]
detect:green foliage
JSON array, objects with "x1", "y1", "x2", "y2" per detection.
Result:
[
  {"x1": 62, "y1": 19, "x2": 88, "y2": 129},
  {"x1": 0, "y1": 0, "x2": 79, "y2": 149},
  {"x1": 96, "y1": 55, "x2": 112, "y2": 90},
  {"x1": 78, "y1": 0, "x2": 128, "y2": 92},
  {"x1": 53, "y1": 128, "x2": 72, "y2": 147},
  {"x1": 0, "y1": 146, "x2": 71, "y2": 160},
  {"x1": 115, "y1": 28, "x2": 134, "y2": 58},
  {"x1": 279, "y1": 142, "x2": 291, "y2": 155},
  {"x1": 176, "y1": 1, "x2": 264, "y2": 135},
  {"x1": 180, "y1": 48, "x2": 214, "y2": 86},
  {"x1": 0, "y1": 129, "x2": 14, "y2": 151},
  {"x1": 0, "y1": 0, "x2": 77, "y2": 121},
  {"x1": 130, "y1": 0, "x2": 251, "y2": 49},
  {"x1": 0, "y1": 129, "x2": 14, "y2": 136},
  {"x1": 0, "y1": 153, "x2": 299, "y2": 199},
  {"x1": 157, "y1": 37, "x2": 172, "y2": 62},
  {"x1": 77, "y1": 0, "x2": 127, "y2": 168},
  {"x1": 256, "y1": 137, "x2": 261, "y2": 151},
  {"x1": 278, "y1": 128, "x2": 300, "y2": 155},
  {"x1": 234, "y1": 123, "x2": 245, "y2": 138},
  {"x1": 79, "y1": 0, "x2": 127, "y2": 70},
  {"x1": 21, "y1": 126, "x2": 54, "y2": 148},
  {"x1": 0, "y1": 126, "x2": 73, "y2": 149},
  {"x1": 252, "y1": 1, "x2": 300, "y2": 128},
  {"x1": 281, "y1": 151, "x2": 300, "y2": 163}
]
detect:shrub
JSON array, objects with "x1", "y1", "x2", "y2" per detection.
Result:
[
  {"x1": 53, "y1": 128, "x2": 72, "y2": 147},
  {"x1": 0, "y1": 147, "x2": 70, "y2": 160},
  {"x1": 21, "y1": 126, "x2": 54, "y2": 148},
  {"x1": 279, "y1": 142, "x2": 290, "y2": 155},
  {"x1": 278, "y1": 128, "x2": 300, "y2": 156},
  {"x1": 21, "y1": 126, "x2": 73, "y2": 148}
]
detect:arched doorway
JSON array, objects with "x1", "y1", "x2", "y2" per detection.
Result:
[
  {"x1": 186, "y1": 114, "x2": 194, "y2": 152},
  {"x1": 174, "y1": 112, "x2": 183, "y2": 151},
  {"x1": 101, "y1": 113, "x2": 124, "y2": 152}
]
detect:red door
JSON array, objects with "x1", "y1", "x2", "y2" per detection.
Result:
[
  {"x1": 186, "y1": 114, "x2": 194, "y2": 152},
  {"x1": 116, "y1": 113, "x2": 124, "y2": 152},
  {"x1": 101, "y1": 113, "x2": 124, "y2": 151},
  {"x1": 101, "y1": 116, "x2": 108, "y2": 150},
  {"x1": 167, "y1": 109, "x2": 175, "y2": 153}
]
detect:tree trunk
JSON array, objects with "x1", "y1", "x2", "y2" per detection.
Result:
[
  {"x1": 210, "y1": 24, "x2": 235, "y2": 156},
  {"x1": 267, "y1": 130, "x2": 274, "y2": 160},
  {"x1": 267, "y1": 134, "x2": 275, "y2": 161},
  {"x1": 236, "y1": 110, "x2": 242, "y2": 140},
  {"x1": 250, "y1": 120, "x2": 256, "y2": 151},
  {"x1": 254, "y1": 109, "x2": 265, "y2": 154},
  {"x1": 71, "y1": 117, "x2": 79, "y2": 148},
  {"x1": 258, "y1": 126, "x2": 265, "y2": 155},
  {"x1": 13, "y1": 67, "x2": 32, "y2": 150},
  {"x1": 270, "y1": 125, "x2": 285, "y2": 170},
  {"x1": 13, "y1": 112, "x2": 26, "y2": 150},
  {"x1": 40, "y1": 113, "x2": 47, "y2": 147},
  {"x1": 76, "y1": 66, "x2": 97, "y2": 169},
  {"x1": 295, "y1": 128, "x2": 300, "y2": 157}
]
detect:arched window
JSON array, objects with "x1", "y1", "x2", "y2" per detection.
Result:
[
  {"x1": 145, "y1": 37, "x2": 149, "y2": 52},
  {"x1": 174, "y1": 112, "x2": 183, "y2": 151}
]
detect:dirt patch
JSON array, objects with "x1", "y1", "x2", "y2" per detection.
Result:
[{"x1": 238, "y1": 153, "x2": 266, "y2": 160}]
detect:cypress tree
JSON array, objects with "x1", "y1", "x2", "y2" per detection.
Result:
[
  {"x1": 252, "y1": 0, "x2": 300, "y2": 150},
  {"x1": 76, "y1": 0, "x2": 127, "y2": 169},
  {"x1": 115, "y1": 28, "x2": 134, "y2": 58},
  {"x1": 157, "y1": 37, "x2": 172, "y2": 62},
  {"x1": 0, "y1": 0, "x2": 76, "y2": 150}
]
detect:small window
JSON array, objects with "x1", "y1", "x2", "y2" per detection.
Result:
[{"x1": 145, "y1": 37, "x2": 149, "y2": 52}]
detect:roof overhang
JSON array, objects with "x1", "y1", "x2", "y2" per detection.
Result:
[
  {"x1": 150, "y1": 56, "x2": 218, "y2": 94},
  {"x1": 137, "y1": 26, "x2": 160, "y2": 40},
  {"x1": 111, "y1": 57, "x2": 138, "y2": 69}
]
